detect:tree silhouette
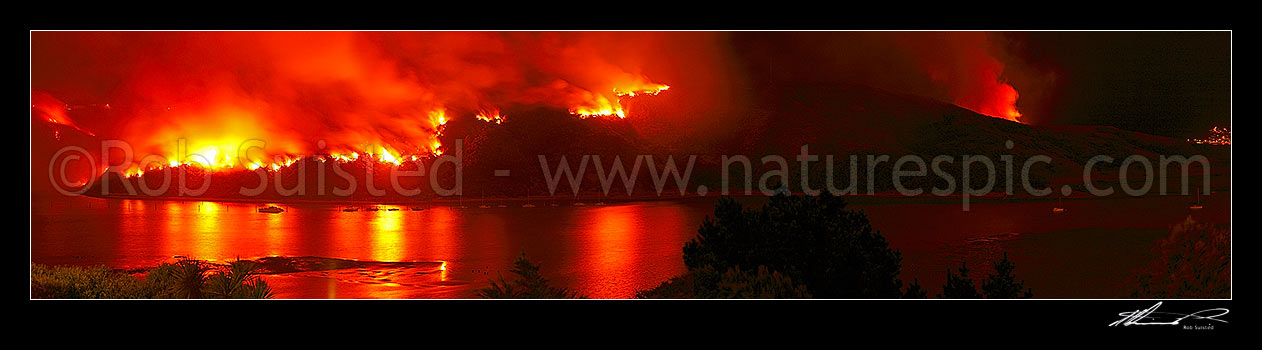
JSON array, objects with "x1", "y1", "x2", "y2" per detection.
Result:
[
  {"x1": 938, "y1": 262, "x2": 982, "y2": 299},
  {"x1": 902, "y1": 278, "x2": 928, "y2": 299},
  {"x1": 682, "y1": 193, "x2": 907, "y2": 298},
  {"x1": 478, "y1": 251, "x2": 584, "y2": 299},
  {"x1": 636, "y1": 265, "x2": 811, "y2": 299},
  {"x1": 143, "y1": 258, "x2": 273, "y2": 299},
  {"x1": 981, "y1": 252, "x2": 1033, "y2": 299},
  {"x1": 939, "y1": 255, "x2": 1034, "y2": 299}
]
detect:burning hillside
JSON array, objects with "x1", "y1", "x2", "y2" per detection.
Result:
[
  {"x1": 1188, "y1": 126, "x2": 1231, "y2": 146},
  {"x1": 36, "y1": 31, "x2": 1197, "y2": 200},
  {"x1": 31, "y1": 32, "x2": 690, "y2": 185}
]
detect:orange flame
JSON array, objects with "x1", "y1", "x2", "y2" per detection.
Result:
[
  {"x1": 1187, "y1": 126, "x2": 1230, "y2": 145},
  {"x1": 570, "y1": 84, "x2": 670, "y2": 119},
  {"x1": 36, "y1": 32, "x2": 682, "y2": 175},
  {"x1": 475, "y1": 108, "x2": 505, "y2": 124}
]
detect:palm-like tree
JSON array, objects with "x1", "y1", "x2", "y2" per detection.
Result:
[
  {"x1": 166, "y1": 260, "x2": 209, "y2": 298},
  {"x1": 207, "y1": 260, "x2": 274, "y2": 299}
]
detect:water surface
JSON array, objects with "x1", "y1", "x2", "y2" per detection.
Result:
[{"x1": 30, "y1": 192, "x2": 1230, "y2": 298}]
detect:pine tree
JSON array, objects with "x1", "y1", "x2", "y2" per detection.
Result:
[
  {"x1": 478, "y1": 251, "x2": 584, "y2": 299},
  {"x1": 938, "y1": 262, "x2": 981, "y2": 298},
  {"x1": 981, "y1": 252, "x2": 1034, "y2": 298},
  {"x1": 902, "y1": 278, "x2": 928, "y2": 299}
]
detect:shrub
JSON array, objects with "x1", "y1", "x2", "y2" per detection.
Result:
[
  {"x1": 206, "y1": 260, "x2": 274, "y2": 299},
  {"x1": 1127, "y1": 218, "x2": 1230, "y2": 298},
  {"x1": 146, "y1": 260, "x2": 210, "y2": 298},
  {"x1": 31, "y1": 264, "x2": 153, "y2": 299},
  {"x1": 32, "y1": 258, "x2": 275, "y2": 299},
  {"x1": 478, "y1": 252, "x2": 583, "y2": 299}
]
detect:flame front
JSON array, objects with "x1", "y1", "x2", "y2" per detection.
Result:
[
  {"x1": 475, "y1": 108, "x2": 505, "y2": 124},
  {"x1": 571, "y1": 84, "x2": 670, "y2": 119},
  {"x1": 1188, "y1": 126, "x2": 1231, "y2": 145},
  {"x1": 32, "y1": 32, "x2": 677, "y2": 176}
]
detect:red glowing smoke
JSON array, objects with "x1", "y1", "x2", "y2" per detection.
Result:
[
  {"x1": 732, "y1": 32, "x2": 1030, "y2": 123},
  {"x1": 31, "y1": 32, "x2": 731, "y2": 167},
  {"x1": 894, "y1": 32, "x2": 1024, "y2": 122},
  {"x1": 31, "y1": 31, "x2": 1036, "y2": 179}
]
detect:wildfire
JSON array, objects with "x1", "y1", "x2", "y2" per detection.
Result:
[
  {"x1": 35, "y1": 32, "x2": 681, "y2": 181},
  {"x1": 368, "y1": 146, "x2": 402, "y2": 166},
  {"x1": 951, "y1": 74, "x2": 1023, "y2": 123},
  {"x1": 111, "y1": 84, "x2": 672, "y2": 179},
  {"x1": 1187, "y1": 126, "x2": 1231, "y2": 146},
  {"x1": 113, "y1": 82, "x2": 676, "y2": 179},
  {"x1": 430, "y1": 109, "x2": 449, "y2": 155},
  {"x1": 121, "y1": 146, "x2": 430, "y2": 179},
  {"x1": 985, "y1": 83, "x2": 1023, "y2": 122},
  {"x1": 430, "y1": 109, "x2": 448, "y2": 127},
  {"x1": 570, "y1": 84, "x2": 670, "y2": 119},
  {"x1": 613, "y1": 85, "x2": 670, "y2": 98},
  {"x1": 570, "y1": 105, "x2": 625, "y2": 119},
  {"x1": 475, "y1": 108, "x2": 505, "y2": 124}
]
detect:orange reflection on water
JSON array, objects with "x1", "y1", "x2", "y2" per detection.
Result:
[
  {"x1": 422, "y1": 207, "x2": 459, "y2": 282},
  {"x1": 574, "y1": 205, "x2": 640, "y2": 298},
  {"x1": 159, "y1": 201, "x2": 196, "y2": 259},
  {"x1": 260, "y1": 203, "x2": 289, "y2": 257},
  {"x1": 369, "y1": 206, "x2": 406, "y2": 262},
  {"x1": 192, "y1": 202, "x2": 223, "y2": 260},
  {"x1": 114, "y1": 199, "x2": 161, "y2": 265}
]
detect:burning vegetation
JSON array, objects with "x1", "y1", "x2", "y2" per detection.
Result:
[
  {"x1": 32, "y1": 32, "x2": 678, "y2": 182},
  {"x1": 1187, "y1": 126, "x2": 1231, "y2": 146},
  {"x1": 32, "y1": 31, "x2": 1069, "y2": 198}
]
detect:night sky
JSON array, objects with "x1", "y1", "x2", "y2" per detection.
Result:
[
  {"x1": 728, "y1": 31, "x2": 1231, "y2": 139},
  {"x1": 1010, "y1": 31, "x2": 1231, "y2": 138}
]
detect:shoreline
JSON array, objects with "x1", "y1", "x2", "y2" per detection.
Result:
[{"x1": 66, "y1": 188, "x2": 1232, "y2": 207}]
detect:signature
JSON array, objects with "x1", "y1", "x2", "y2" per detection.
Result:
[{"x1": 1109, "y1": 302, "x2": 1229, "y2": 327}]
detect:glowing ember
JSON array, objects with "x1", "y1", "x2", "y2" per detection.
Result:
[{"x1": 1187, "y1": 126, "x2": 1231, "y2": 145}]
